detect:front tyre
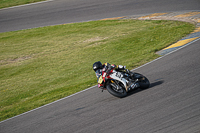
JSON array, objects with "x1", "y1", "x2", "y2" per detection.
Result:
[
  {"x1": 106, "y1": 83, "x2": 127, "y2": 98},
  {"x1": 133, "y1": 73, "x2": 150, "y2": 89}
]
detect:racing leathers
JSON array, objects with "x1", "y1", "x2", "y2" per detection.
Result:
[{"x1": 95, "y1": 62, "x2": 129, "y2": 89}]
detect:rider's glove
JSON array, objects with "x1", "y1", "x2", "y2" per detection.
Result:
[{"x1": 126, "y1": 69, "x2": 130, "y2": 74}]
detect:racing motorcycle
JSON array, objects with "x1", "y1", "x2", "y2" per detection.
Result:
[{"x1": 101, "y1": 67, "x2": 150, "y2": 98}]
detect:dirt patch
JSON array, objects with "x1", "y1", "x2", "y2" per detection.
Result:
[
  {"x1": 139, "y1": 16, "x2": 198, "y2": 25},
  {"x1": 82, "y1": 37, "x2": 108, "y2": 43},
  {"x1": 0, "y1": 56, "x2": 32, "y2": 66}
]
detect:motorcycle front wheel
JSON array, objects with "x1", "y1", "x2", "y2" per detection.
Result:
[
  {"x1": 106, "y1": 83, "x2": 127, "y2": 98},
  {"x1": 133, "y1": 73, "x2": 150, "y2": 89}
]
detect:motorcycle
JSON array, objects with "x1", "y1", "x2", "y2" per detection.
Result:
[{"x1": 100, "y1": 67, "x2": 150, "y2": 98}]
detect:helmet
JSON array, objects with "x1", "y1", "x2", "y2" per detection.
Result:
[{"x1": 93, "y1": 61, "x2": 103, "y2": 72}]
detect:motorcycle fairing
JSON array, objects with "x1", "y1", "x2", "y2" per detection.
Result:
[{"x1": 109, "y1": 70, "x2": 129, "y2": 89}]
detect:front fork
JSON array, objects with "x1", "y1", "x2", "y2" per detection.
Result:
[{"x1": 126, "y1": 79, "x2": 140, "y2": 92}]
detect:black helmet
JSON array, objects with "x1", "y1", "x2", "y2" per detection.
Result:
[{"x1": 93, "y1": 61, "x2": 103, "y2": 71}]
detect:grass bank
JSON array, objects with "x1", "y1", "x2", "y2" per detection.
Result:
[
  {"x1": 0, "y1": 19, "x2": 195, "y2": 121},
  {"x1": 0, "y1": 0, "x2": 45, "y2": 9}
]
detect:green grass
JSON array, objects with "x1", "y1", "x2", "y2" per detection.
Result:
[
  {"x1": 0, "y1": 0, "x2": 45, "y2": 9},
  {"x1": 0, "y1": 19, "x2": 195, "y2": 121}
]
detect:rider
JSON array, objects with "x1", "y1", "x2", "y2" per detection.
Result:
[{"x1": 93, "y1": 61, "x2": 131, "y2": 89}]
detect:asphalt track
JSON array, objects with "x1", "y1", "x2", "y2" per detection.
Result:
[
  {"x1": 0, "y1": 0, "x2": 200, "y2": 33},
  {"x1": 1, "y1": 0, "x2": 200, "y2": 133}
]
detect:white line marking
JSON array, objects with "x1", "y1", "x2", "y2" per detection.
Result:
[
  {"x1": 0, "y1": 0, "x2": 54, "y2": 10},
  {"x1": 132, "y1": 37, "x2": 200, "y2": 71},
  {"x1": 0, "y1": 85, "x2": 97, "y2": 123}
]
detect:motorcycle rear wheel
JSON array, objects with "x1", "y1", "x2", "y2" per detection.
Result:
[{"x1": 106, "y1": 83, "x2": 127, "y2": 98}]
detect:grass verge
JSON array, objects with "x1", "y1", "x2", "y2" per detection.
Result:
[
  {"x1": 0, "y1": 0, "x2": 45, "y2": 9},
  {"x1": 0, "y1": 19, "x2": 195, "y2": 121}
]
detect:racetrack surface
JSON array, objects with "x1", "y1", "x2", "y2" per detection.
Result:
[
  {"x1": 0, "y1": 0, "x2": 200, "y2": 132},
  {"x1": 0, "y1": 0, "x2": 200, "y2": 33},
  {"x1": 1, "y1": 35, "x2": 200, "y2": 133}
]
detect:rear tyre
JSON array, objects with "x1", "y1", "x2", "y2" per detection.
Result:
[{"x1": 106, "y1": 83, "x2": 127, "y2": 98}]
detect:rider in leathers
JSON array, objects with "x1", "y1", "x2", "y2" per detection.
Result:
[{"x1": 93, "y1": 61, "x2": 131, "y2": 89}]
